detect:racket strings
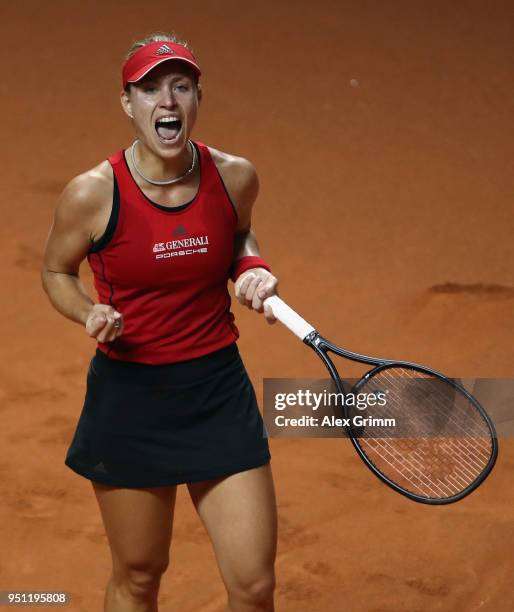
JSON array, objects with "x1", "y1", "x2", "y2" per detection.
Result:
[
  {"x1": 366, "y1": 438, "x2": 458, "y2": 497},
  {"x1": 376, "y1": 369, "x2": 488, "y2": 439},
  {"x1": 364, "y1": 436, "x2": 479, "y2": 497},
  {"x1": 379, "y1": 372, "x2": 492, "y2": 465},
  {"x1": 373, "y1": 371, "x2": 491, "y2": 460},
  {"x1": 368, "y1": 422, "x2": 484, "y2": 477},
  {"x1": 358, "y1": 380, "x2": 491, "y2": 467},
  {"x1": 382, "y1": 370, "x2": 491, "y2": 443},
  {"x1": 359, "y1": 368, "x2": 489, "y2": 442},
  {"x1": 352, "y1": 367, "x2": 493, "y2": 499}
]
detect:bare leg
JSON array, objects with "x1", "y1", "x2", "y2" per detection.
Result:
[
  {"x1": 91, "y1": 482, "x2": 177, "y2": 612},
  {"x1": 188, "y1": 463, "x2": 277, "y2": 612}
]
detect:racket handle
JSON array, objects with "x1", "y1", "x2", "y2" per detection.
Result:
[{"x1": 263, "y1": 295, "x2": 315, "y2": 341}]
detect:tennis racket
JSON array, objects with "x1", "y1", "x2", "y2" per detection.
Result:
[{"x1": 263, "y1": 295, "x2": 498, "y2": 505}]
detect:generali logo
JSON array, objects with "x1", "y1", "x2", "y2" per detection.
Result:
[{"x1": 153, "y1": 234, "x2": 209, "y2": 260}]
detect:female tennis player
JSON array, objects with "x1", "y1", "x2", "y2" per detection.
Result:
[{"x1": 41, "y1": 32, "x2": 278, "y2": 612}]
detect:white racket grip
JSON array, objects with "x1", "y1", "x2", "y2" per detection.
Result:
[{"x1": 263, "y1": 295, "x2": 315, "y2": 341}]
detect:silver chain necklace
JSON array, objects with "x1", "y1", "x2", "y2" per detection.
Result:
[{"x1": 130, "y1": 138, "x2": 196, "y2": 186}]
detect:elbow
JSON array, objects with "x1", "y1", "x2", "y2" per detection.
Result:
[
  {"x1": 40, "y1": 267, "x2": 50, "y2": 293},
  {"x1": 40, "y1": 266, "x2": 59, "y2": 293}
]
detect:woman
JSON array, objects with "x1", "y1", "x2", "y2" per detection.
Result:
[{"x1": 41, "y1": 32, "x2": 278, "y2": 612}]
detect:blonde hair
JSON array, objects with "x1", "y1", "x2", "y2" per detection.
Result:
[{"x1": 125, "y1": 31, "x2": 193, "y2": 60}]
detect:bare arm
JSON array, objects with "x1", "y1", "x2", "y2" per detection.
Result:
[
  {"x1": 219, "y1": 156, "x2": 278, "y2": 322},
  {"x1": 41, "y1": 175, "x2": 97, "y2": 324},
  {"x1": 231, "y1": 159, "x2": 261, "y2": 260},
  {"x1": 41, "y1": 173, "x2": 123, "y2": 342}
]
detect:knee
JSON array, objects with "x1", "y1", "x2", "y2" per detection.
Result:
[
  {"x1": 229, "y1": 572, "x2": 276, "y2": 608},
  {"x1": 114, "y1": 558, "x2": 169, "y2": 600}
]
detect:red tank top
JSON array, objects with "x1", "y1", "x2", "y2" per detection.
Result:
[{"x1": 87, "y1": 140, "x2": 240, "y2": 364}]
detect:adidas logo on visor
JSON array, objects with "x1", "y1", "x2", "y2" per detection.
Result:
[{"x1": 155, "y1": 44, "x2": 175, "y2": 56}]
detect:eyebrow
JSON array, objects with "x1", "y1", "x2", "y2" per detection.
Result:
[{"x1": 141, "y1": 74, "x2": 192, "y2": 85}]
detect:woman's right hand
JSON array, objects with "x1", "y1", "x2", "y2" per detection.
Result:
[{"x1": 85, "y1": 304, "x2": 124, "y2": 343}]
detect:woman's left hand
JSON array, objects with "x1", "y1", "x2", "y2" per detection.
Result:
[{"x1": 234, "y1": 268, "x2": 278, "y2": 324}]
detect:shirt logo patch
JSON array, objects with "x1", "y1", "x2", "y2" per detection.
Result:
[
  {"x1": 153, "y1": 235, "x2": 209, "y2": 260},
  {"x1": 174, "y1": 225, "x2": 187, "y2": 236}
]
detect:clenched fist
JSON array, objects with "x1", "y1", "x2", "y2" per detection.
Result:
[{"x1": 85, "y1": 304, "x2": 124, "y2": 343}]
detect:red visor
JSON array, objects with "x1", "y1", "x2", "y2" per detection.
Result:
[{"x1": 122, "y1": 41, "x2": 201, "y2": 89}]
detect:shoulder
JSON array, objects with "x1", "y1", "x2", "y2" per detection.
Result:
[
  {"x1": 206, "y1": 145, "x2": 259, "y2": 229},
  {"x1": 59, "y1": 160, "x2": 113, "y2": 209},
  {"x1": 55, "y1": 160, "x2": 113, "y2": 225},
  {"x1": 207, "y1": 146, "x2": 257, "y2": 182}
]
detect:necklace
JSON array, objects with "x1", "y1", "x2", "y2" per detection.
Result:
[{"x1": 130, "y1": 138, "x2": 196, "y2": 185}]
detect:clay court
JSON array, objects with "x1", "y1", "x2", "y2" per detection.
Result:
[{"x1": 1, "y1": 1, "x2": 513, "y2": 610}]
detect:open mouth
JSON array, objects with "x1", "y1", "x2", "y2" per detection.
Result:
[{"x1": 155, "y1": 118, "x2": 182, "y2": 142}]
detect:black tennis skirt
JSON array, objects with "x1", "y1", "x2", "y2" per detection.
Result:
[{"x1": 64, "y1": 342, "x2": 271, "y2": 487}]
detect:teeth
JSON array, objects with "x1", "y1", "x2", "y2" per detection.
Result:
[{"x1": 156, "y1": 116, "x2": 180, "y2": 123}]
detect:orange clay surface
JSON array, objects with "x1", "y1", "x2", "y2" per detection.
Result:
[{"x1": 1, "y1": 1, "x2": 513, "y2": 610}]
